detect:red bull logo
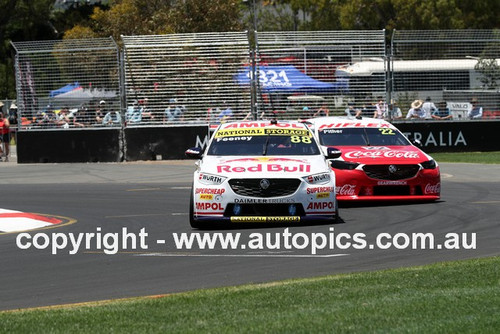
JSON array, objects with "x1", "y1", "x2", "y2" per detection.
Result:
[{"x1": 217, "y1": 163, "x2": 311, "y2": 173}]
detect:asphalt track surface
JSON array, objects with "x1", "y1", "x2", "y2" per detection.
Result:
[{"x1": 0, "y1": 160, "x2": 499, "y2": 311}]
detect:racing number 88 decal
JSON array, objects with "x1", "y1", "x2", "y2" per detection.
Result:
[
  {"x1": 379, "y1": 128, "x2": 395, "y2": 135},
  {"x1": 291, "y1": 135, "x2": 312, "y2": 144}
]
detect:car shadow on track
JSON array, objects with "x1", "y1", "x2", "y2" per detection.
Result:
[{"x1": 192, "y1": 217, "x2": 346, "y2": 231}]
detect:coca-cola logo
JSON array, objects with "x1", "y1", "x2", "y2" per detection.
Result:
[
  {"x1": 424, "y1": 183, "x2": 441, "y2": 194},
  {"x1": 336, "y1": 184, "x2": 356, "y2": 196},
  {"x1": 344, "y1": 150, "x2": 420, "y2": 159}
]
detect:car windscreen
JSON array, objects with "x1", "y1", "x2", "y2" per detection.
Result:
[
  {"x1": 207, "y1": 128, "x2": 321, "y2": 156},
  {"x1": 318, "y1": 127, "x2": 411, "y2": 146}
]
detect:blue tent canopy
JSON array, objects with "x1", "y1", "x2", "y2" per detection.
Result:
[
  {"x1": 235, "y1": 65, "x2": 347, "y2": 93},
  {"x1": 49, "y1": 82, "x2": 81, "y2": 98}
]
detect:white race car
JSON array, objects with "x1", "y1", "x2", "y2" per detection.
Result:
[{"x1": 185, "y1": 120, "x2": 340, "y2": 228}]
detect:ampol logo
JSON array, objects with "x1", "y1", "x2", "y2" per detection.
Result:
[{"x1": 0, "y1": 209, "x2": 66, "y2": 233}]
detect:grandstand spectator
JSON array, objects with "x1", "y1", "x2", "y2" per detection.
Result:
[
  {"x1": 164, "y1": 98, "x2": 184, "y2": 123},
  {"x1": 102, "y1": 109, "x2": 122, "y2": 126},
  {"x1": 125, "y1": 100, "x2": 143, "y2": 124},
  {"x1": 95, "y1": 100, "x2": 106, "y2": 123},
  {"x1": 388, "y1": 100, "x2": 403, "y2": 120},
  {"x1": 218, "y1": 102, "x2": 233, "y2": 122},
  {"x1": 422, "y1": 97, "x2": 438, "y2": 119},
  {"x1": 373, "y1": 97, "x2": 387, "y2": 119},
  {"x1": 345, "y1": 102, "x2": 362, "y2": 118},
  {"x1": 406, "y1": 100, "x2": 426, "y2": 119},
  {"x1": 314, "y1": 104, "x2": 330, "y2": 117},
  {"x1": 432, "y1": 101, "x2": 453, "y2": 120},
  {"x1": 467, "y1": 97, "x2": 483, "y2": 119}
]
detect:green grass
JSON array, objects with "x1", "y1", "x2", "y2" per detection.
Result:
[
  {"x1": 431, "y1": 151, "x2": 500, "y2": 164},
  {"x1": 1, "y1": 256, "x2": 499, "y2": 333}
]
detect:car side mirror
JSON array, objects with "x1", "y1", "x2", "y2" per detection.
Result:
[
  {"x1": 326, "y1": 147, "x2": 342, "y2": 159},
  {"x1": 185, "y1": 147, "x2": 203, "y2": 159}
]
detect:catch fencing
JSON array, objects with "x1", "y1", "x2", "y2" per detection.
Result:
[
  {"x1": 9, "y1": 30, "x2": 500, "y2": 162},
  {"x1": 389, "y1": 30, "x2": 500, "y2": 120},
  {"x1": 12, "y1": 29, "x2": 500, "y2": 131},
  {"x1": 122, "y1": 32, "x2": 251, "y2": 125},
  {"x1": 11, "y1": 38, "x2": 121, "y2": 129}
]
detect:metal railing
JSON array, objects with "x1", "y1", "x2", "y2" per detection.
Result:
[
  {"x1": 11, "y1": 29, "x2": 500, "y2": 131},
  {"x1": 11, "y1": 37, "x2": 121, "y2": 129}
]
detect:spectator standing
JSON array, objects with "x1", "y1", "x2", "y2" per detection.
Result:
[
  {"x1": 467, "y1": 97, "x2": 483, "y2": 119},
  {"x1": 8, "y1": 103, "x2": 18, "y2": 144},
  {"x1": 0, "y1": 111, "x2": 10, "y2": 161},
  {"x1": 373, "y1": 97, "x2": 387, "y2": 119},
  {"x1": 422, "y1": 97, "x2": 438, "y2": 119}
]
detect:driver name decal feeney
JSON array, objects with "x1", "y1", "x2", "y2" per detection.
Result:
[{"x1": 0, "y1": 209, "x2": 65, "y2": 233}]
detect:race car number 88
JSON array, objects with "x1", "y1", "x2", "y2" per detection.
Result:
[{"x1": 291, "y1": 135, "x2": 312, "y2": 144}]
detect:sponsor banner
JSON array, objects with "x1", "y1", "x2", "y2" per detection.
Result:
[
  {"x1": 424, "y1": 183, "x2": 441, "y2": 194},
  {"x1": 395, "y1": 121, "x2": 500, "y2": 153},
  {"x1": 222, "y1": 122, "x2": 305, "y2": 129},
  {"x1": 215, "y1": 128, "x2": 310, "y2": 138},
  {"x1": 217, "y1": 163, "x2": 311, "y2": 173},
  {"x1": 230, "y1": 216, "x2": 301, "y2": 223},
  {"x1": 344, "y1": 150, "x2": 420, "y2": 159},
  {"x1": 336, "y1": 184, "x2": 357, "y2": 196},
  {"x1": 307, "y1": 186, "x2": 334, "y2": 194},
  {"x1": 306, "y1": 201, "x2": 335, "y2": 210},
  {"x1": 318, "y1": 122, "x2": 392, "y2": 129},
  {"x1": 234, "y1": 198, "x2": 294, "y2": 204},
  {"x1": 195, "y1": 188, "x2": 226, "y2": 195}
]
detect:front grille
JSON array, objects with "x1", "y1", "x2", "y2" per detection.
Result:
[
  {"x1": 225, "y1": 203, "x2": 305, "y2": 216},
  {"x1": 228, "y1": 178, "x2": 301, "y2": 198},
  {"x1": 363, "y1": 165, "x2": 420, "y2": 180}
]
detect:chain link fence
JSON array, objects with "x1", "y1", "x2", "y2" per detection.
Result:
[
  {"x1": 388, "y1": 30, "x2": 500, "y2": 120},
  {"x1": 254, "y1": 30, "x2": 386, "y2": 120},
  {"x1": 11, "y1": 38, "x2": 121, "y2": 129},
  {"x1": 11, "y1": 29, "x2": 500, "y2": 132},
  {"x1": 122, "y1": 32, "x2": 251, "y2": 125}
]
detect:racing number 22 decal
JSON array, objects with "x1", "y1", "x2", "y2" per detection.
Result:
[{"x1": 379, "y1": 128, "x2": 395, "y2": 135}]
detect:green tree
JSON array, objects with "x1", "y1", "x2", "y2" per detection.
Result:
[
  {"x1": 169, "y1": 0, "x2": 243, "y2": 33},
  {"x1": 0, "y1": 0, "x2": 56, "y2": 99}
]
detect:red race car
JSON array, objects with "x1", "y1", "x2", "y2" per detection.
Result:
[{"x1": 308, "y1": 117, "x2": 440, "y2": 201}]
